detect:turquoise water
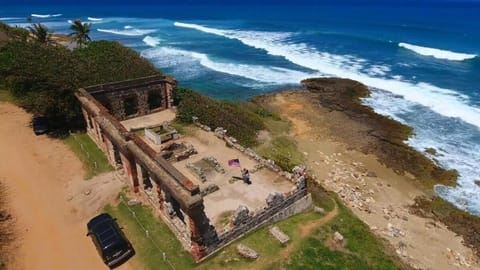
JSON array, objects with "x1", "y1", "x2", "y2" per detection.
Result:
[{"x1": 1, "y1": 3, "x2": 480, "y2": 215}]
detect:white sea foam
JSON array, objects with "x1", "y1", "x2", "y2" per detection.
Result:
[
  {"x1": 87, "y1": 17, "x2": 103, "y2": 21},
  {"x1": 399, "y1": 42, "x2": 477, "y2": 61},
  {"x1": 142, "y1": 47, "x2": 316, "y2": 84},
  {"x1": 97, "y1": 26, "x2": 156, "y2": 36},
  {"x1": 67, "y1": 20, "x2": 73, "y2": 24},
  {"x1": 364, "y1": 89, "x2": 480, "y2": 215},
  {"x1": 31, "y1": 13, "x2": 62, "y2": 18},
  {"x1": 174, "y1": 22, "x2": 480, "y2": 129},
  {"x1": 0, "y1": 17, "x2": 22, "y2": 21},
  {"x1": 142, "y1": 36, "x2": 160, "y2": 47}
]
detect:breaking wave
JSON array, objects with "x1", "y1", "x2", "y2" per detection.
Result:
[
  {"x1": 97, "y1": 26, "x2": 156, "y2": 36},
  {"x1": 364, "y1": 90, "x2": 480, "y2": 216},
  {"x1": 0, "y1": 17, "x2": 22, "y2": 21},
  {"x1": 142, "y1": 36, "x2": 160, "y2": 47},
  {"x1": 399, "y1": 42, "x2": 477, "y2": 61},
  {"x1": 174, "y1": 22, "x2": 480, "y2": 129},
  {"x1": 87, "y1": 17, "x2": 103, "y2": 21},
  {"x1": 142, "y1": 47, "x2": 316, "y2": 84},
  {"x1": 31, "y1": 13, "x2": 62, "y2": 18}
]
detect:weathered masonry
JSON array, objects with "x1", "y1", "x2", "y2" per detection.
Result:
[{"x1": 76, "y1": 75, "x2": 311, "y2": 261}]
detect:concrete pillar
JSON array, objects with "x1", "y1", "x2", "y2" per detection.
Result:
[
  {"x1": 187, "y1": 204, "x2": 218, "y2": 261},
  {"x1": 104, "y1": 138, "x2": 116, "y2": 168},
  {"x1": 120, "y1": 153, "x2": 139, "y2": 193},
  {"x1": 157, "y1": 185, "x2": 165, "y2": 210},
  {"x1": 81, "y1": 108, "x2": 96, "y2": 140},
  {"x1": 137, "y1": 91, "x2": 149, "y2": 115}
]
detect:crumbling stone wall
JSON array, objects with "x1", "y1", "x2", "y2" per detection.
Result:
[
  {"x1": 85, "y1": 75, "x2": 176, "y2": 120},
  {"x1": 204, "y1": 184, "x2": 311, "y2": 257},
  {"x1": 77, "y1": 75, "x2": 312, "y2": 262},
  {"x1": 76, "y1": 76, "x2": 216, "y2": 261}
]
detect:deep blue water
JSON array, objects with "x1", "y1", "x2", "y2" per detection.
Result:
[{"x1": 1, "y1": 3, "x2": 480, "y2": 215}]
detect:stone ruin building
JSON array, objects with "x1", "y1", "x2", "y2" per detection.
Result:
[{"x1": 76, "y1": 75, "x2": 312, "y2": 261}]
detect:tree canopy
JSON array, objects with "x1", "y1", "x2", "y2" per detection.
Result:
[
  {"x1": 0, "y1": 22, "x2": 160, "y2": 132},
  {"x1": 28, "y1": 23, "x2": 53, "y2": 45},
  {"x1": 69, "y1": 19, "x2": 91, "y2": 48}
]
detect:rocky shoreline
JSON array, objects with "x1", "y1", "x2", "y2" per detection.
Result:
[
  {"x1": 257, "y1": 78, "x2": 457, "y2": 190},
  {"x1": 253, "y1": 77, "x2": 480, "y2": 269}
]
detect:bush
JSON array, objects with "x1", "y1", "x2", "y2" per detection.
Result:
[
  {"x1": 175, "y1": 87, "x2": 265, "y2": 147},
  {"x1": 0, "y1": 23, "x2": 159, "y2": 132}
]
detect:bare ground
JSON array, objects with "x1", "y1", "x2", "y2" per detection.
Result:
[
  {"x1": 264, "y1": 92, "x2": 480, "y2": 270},
  {"x1": 0, "y1": 102, "x2": 134, "y2": 270}
]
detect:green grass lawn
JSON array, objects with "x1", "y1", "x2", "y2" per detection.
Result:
[
  {"x1": 105, "y1": 197, "x2": 196, "y2": 270},
  {"x1": 63, "y1": 133, "x2": 113, "y2": 179},
  {"x1": 105, "y1": 188, "x2": 408, "y2": 270},
  {"x1": 271, "y1": 203, "x2": 408, "y2": 270},
  {"x1": 255, "y1": 118, "x2": 304, "y2": 172}
]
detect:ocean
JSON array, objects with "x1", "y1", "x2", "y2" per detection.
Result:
[{"x1": 1, "y1": 2, "x2": 480, "y2": 215}]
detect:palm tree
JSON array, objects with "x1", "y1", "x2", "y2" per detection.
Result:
[
  {"x1": 69, "y1": 19, "x2": 91, "y2": 48},
  {"x1": 28, "y1": 23, "x2": 52, "y2": 44}
]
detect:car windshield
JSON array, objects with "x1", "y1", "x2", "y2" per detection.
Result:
[{"x1": 104, "y1": 242, "x2": 127, "y2": 259}]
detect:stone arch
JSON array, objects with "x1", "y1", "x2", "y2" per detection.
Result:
[
  {"x1": 148, "y1": 91, "x2": 163, "y2": 110},
  {"x1": 123, "y1": 96, "x2": 138, "y2": 116}
]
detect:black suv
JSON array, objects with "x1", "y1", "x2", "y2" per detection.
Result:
[
  {"x1": 87, "y1": 213, "x2": 135, "y2": 269},
  {"x1": 32, "y1": 116, "x2": 48, "y2": 135}
]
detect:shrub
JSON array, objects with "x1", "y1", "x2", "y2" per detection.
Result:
[
  {"x1": 175, "y1": 87, "x2": 265, "y2": 147},
  {"x1": 0, "y1": 22, "x2": 159, "y2": 132}
]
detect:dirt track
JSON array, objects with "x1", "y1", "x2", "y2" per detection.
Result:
[{"x1": 0, "y1": 103, "x2": 133, "y2": 270}]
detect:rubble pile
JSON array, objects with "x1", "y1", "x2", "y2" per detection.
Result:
[
  {"x1": 186, "y1": 163, "x2": 207, "y2": 182},
  {"x1": 445, "y1": 248, "x2": 477, "y2": 268},
  {"x1": 203, "y1": 156, "x2": 226, "y2": 174}
]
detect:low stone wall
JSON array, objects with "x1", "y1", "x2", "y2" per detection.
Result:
[
  {"x1": 216, "y1": 188, "x2": 309, "y2": 244},
  {"x1": 191, "y1": 117, "x2": 313, "y2": 259},
  {"x1": 202, "y1": 188, "x2": 311, "y2": 259},
  {"x1": 193, "y1": 119, "x2": 303, "y2": 184}
]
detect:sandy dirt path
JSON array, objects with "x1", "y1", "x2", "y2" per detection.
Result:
[{"x1": 0, "y1": 103, "x2": 134, "y2": 270}]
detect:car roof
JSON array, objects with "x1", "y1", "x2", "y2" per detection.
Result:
[
  {"x1": 87, "y1": 213, "x2": 113, "y2": 229},
  {"x1": 88, "y1": 213, "x2": 126, "y2": 249}
]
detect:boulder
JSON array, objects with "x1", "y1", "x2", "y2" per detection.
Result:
[
  {"x1": 237, "y1": 244, "x2": 258, "y2": 260},
  {"x1": 231, "y1": 205, "x2": 250, "y2": 226},
  {"x1": 269, "y1": 226, "x2": 290, "y2": 244},
  {"x1": 334, "y1": 231, "x2": 344, "y2": 243}
]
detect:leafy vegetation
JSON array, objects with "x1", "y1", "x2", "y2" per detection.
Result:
[
  {"x1": 68, "y1": 19, "x2": 91, "y2": 47},
  {"x1": 0, "y1": 86, "x2": 15, "y2": 103},
  {"x1": 0, "y1": 22, "x2": 159, "y2": 133},
  {"x1": 0, "y1": 22, "x2": 28, "y2": 45},
  {"x1": 28, "y1": 23, "x2": 53, "y2": 45},
  {"x1": 63, "y1": 133, "x2": 113, "y2": 179},
  {"x1": 174, "y1": 87, "x2": 265, "y2": 147}
]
